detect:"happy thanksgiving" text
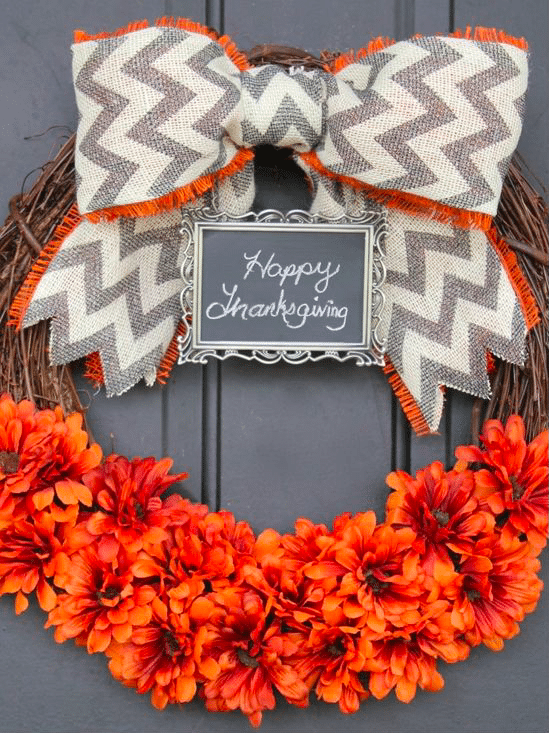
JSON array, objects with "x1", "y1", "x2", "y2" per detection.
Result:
[{"x1": 204, "y1": 250, "x2": 350, "y2": 332}]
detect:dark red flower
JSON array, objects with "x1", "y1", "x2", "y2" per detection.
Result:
[
  {"x1": 82, "y1": 455, "x2": 189, "y2": 563},
  {"x1": 201, "y1": 588, "x2": 309, "y2": 727},
  {"x1": 444, "y1": 532, "x2": 543, "y2": 650},
  {"x1": 456, "y1": 416, "x2": 548, "y2": 550},
  {"x1": 386, "y1": 461, "x2": 495, "y2": 586},
  {"x1": 0, "y1": 509, "x2": 68, "y2": 613},
  {"x1": 0, "y1": 394, "x2": 101, "y2": 524}
]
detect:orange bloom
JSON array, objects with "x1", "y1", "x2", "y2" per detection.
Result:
[
  {"x1": 363, "y1": 597, "x2": 470, "y2": 702},
  {"x1": 365, "y1": 637, "x2": 445, "y2": 703},
  {"x1": 0, "y1": 394, "x2": 101, "y2": 524},
  {"x1": 386, "y1": 461, "x2": 494, "y2": 586},
  {"x1": 46, "y1": 545, "x2": 156, "y2": 653},
  {"x1": 444, "y1": 532, "x2": 543, "y2": 651},
  {"x1": 132, "y1": 509, "x2": 256, "y2": 610},
  {"x1": 0, "y1": 509, "x2": 69, "y2": 613},
  {"x1": 244, "y1": 523, "x2": 329, "y2": 626},
  {"x1": 201, "y1": 588, "x2": 309, "y2": 727},
  {"x1": 81, "y1": 455, "x2": 189, "y2": 563},
  {"x1": 304, "y1": 512, "x2": 423, "y2": 637},
  {"x1": 107, "y1": 594, "x2": 221, "y2": 709},
  {"x1": 287, "y1": 623, "x2": 372, "y2": 714},
  {"x1": 456, "y1": 416, "x2": 548, "y2": 550}
]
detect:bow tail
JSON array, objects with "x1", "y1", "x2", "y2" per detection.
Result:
[
  {"x1": 301, "y1": 161, "x2": 537, "y2": 433},
  {"x1": 10, "y1": 208, "x2": 185, "y2": 396},
  {"x1": 379, "y1": 212, "x2": 534, "y2": 434},
  {"x1": 9, "y1": 168, "x2": 256, "y2": 397}
]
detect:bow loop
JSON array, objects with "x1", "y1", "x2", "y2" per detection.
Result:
[{"x1": 71, "y1": 20, "x2": 528, "y2": 226}]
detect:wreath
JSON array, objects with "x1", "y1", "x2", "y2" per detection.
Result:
[{"x1": 0, "y1": 17, "x2": 548, "y2": 729}]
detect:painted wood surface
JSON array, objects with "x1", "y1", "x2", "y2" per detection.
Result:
[{"x1": 0, "y1": 1, "x2": 547, "y2": 731}]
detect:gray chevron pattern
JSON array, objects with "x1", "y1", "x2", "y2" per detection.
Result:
[
  {"x1": 73, "y1": 26, "x2": 527, "y2": 218},
  {"x1": 379, "y1": 211, "x2": 527, "y2": 430},
  {"x1": 319, "y1": 37, "x2": 527, "y2": 215},
  {"x1": 73, "y1": 26, "x2": 242, "y2": 214},
  {"x1": 299, "y1": 169, "x2": 528, "y2": 431},
  {"x1": 22, "y1": 211, "x2": 185, "y2": 396},
  {"x1": 235, "y1": 65, "x2": 324, "y2": 150}
]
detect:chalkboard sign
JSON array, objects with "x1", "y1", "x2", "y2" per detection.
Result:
[{"x1": 178, "y1": 208, "x2": 386, "y2": 366}]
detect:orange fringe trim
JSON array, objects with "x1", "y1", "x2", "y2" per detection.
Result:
[
  {"x1": 85, "y1": 148, "x2": 254, "y2": 223},
  {"x1": 83, "y1": 321, "x2": 186, "y2": 388},
  {"x1": 156, "y1": 321, "x2": 187, "y2": 384},
  {"x1": 8, "y1": 205, "x2": 82, "y2": 330},
  {"x1": 329, "y1": 36, "x2": 396, "y2": 72},
  {"x1": 383, "y1": 357, "x2": 436, "y2": 436},
  {"x1": 487, "y1": 228, "x2": 540, "y2": 330},
  {"x1": 328, "y1": 26, "x2": 527, "y2": 73},
  {"x1": 448, "y1": 26, "x2": 528, "y2": 50},
  {"x1": 155, "y1": 17, "x2": 251, "y2": 71},
  {"x1": 74, "y1": 17, "x2": 251, "y2": 72},
  {"x1": 83, "y1": 352, "x2": 104, "y2": 385},
  {"x1": 486, "y1": 351, "x2": 497, "y2": 375},
  {"x1": 300, "y1": 151, "x2": 492, "y2": 231},
  {"x1": 74, "y1": 20, "x2": 526, "y2": 73},
  {"x1": 73, "y1": 20, "x2": 149, "y2": 43}
]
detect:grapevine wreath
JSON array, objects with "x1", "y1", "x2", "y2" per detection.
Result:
[{"x1": 0, "y1": 17, "x2": 548, "y2": 728}]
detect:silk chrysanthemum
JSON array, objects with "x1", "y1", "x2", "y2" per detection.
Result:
[{"x1": 0, "y1": 397, "x2": 546, "y2": 727}]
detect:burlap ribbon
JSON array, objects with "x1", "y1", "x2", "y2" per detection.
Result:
[{"x1": 11, "y1": 18, "x2": 539, "y2": 433}]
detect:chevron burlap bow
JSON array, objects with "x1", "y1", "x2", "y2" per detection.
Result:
[{"x1": 11, "y1": 18, "x2": 539, "y2": 434}]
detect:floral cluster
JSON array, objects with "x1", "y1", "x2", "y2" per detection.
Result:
[{"x1": 0, "y1": 395, "x2": 547, "y2": 727}]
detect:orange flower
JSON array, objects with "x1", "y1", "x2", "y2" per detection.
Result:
[
  {"x1": 288, "y1": 623, "x2": 372, "y2": 714},
  {"x1": 386, "y1": 461, "x2": 494, "y2": 586},
  {"x1": 46, "y1": 545, "x2": 156, "y2": 653},
  {"x1": 243, "y1": 522, "x2": 329, "y2": 626},
  {"x1": 363, "y1": 597, "x2": 470, "y2": 702},
  {"x1": 456, "y1": 416, "x2": 548, "y2": 550},
  {"x1": 365, "y1": 637, "x2": 446, "y2": 703},
  {"x1": 444, "y1": 532, "x2": 543, "y2": 651},
  {"x1": 0, "y1": 394, "x2": 101, "y2": 524},
  {"x1": 82, "y1": 455, "x2": 189, "y2": 563},
  {"x1": 107, "y1": 594, "x2": 220, "y2": 709},
  {"x1": 201, "y1": 588, "x2": 309, "y2": 727},
  {"x1": 304, "y1": 512, "x2": 423, "y2": 637},
  {"x1": 0, "y1": 509, "x2": 68, "y2": 613},
  {"x1": 132, "y1": 509, "x2": 256, "y2": 610}
]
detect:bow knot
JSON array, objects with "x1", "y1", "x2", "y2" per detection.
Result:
[{"x1": 231, "y1": 65, "x2": 325, "y2": 151}]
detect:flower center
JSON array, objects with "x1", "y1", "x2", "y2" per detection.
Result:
[
  {"x1": 365, "y1": 569, "x2": 389, "y2": 594},
  {"x1": 237, "y1": 647, "x2": 260, "y2": 668},
  {"x1": 163, "y1": 631, "x2": 180, "y2": 657},
  {"x1": 0, "y1": 451, "x2": 20, "y2": 475},
  {"x1": 327, "y1": 639, "x2": 345, "y2": 657},
  {"x1": 432, "y1": 509, "x2": 450, "y2": 526},
  {"x1": 510, "y1": 476, "x2": 525, "y2": 501},
  {"x1": 134, "y1": 501, "x2": 145, "y2": 520},
  {"x1": 466, "y1": 589, "x2": 482, "y2": 601}
]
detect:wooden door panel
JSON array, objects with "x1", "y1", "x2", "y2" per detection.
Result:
[{"x1": 220, "y1": 359, "x2": 394, "y2": 531}]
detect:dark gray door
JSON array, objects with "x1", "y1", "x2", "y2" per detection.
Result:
[{"x1": 0, "y1": 1, "x2": 547, "y2": 732}]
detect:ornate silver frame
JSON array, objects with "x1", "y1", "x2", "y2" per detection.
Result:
[{"x1": 178, "y1": 207, "x2": 386, "y2": 366}]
